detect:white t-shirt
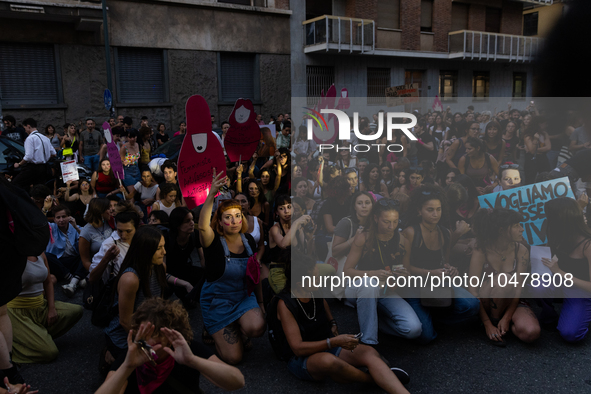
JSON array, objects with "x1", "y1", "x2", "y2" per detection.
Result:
[
  {"x1": 90, "y1": 232, "x2": 130, "y2": 284},
  {"x1": 134, "y1": 182, "x2": 158, "y2": 200}
]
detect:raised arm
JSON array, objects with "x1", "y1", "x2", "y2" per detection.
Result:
[{"x1": 198, "y1": 169, "x2": 225, "y2": 248}]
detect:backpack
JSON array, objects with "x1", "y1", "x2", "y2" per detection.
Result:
[{"x1": 0, "y1": 178, "x2": 50, "y2": 256}]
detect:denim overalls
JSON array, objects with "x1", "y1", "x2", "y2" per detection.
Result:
[{"x1": 200, "y1": 234, "x2": 258, "y2": 334}]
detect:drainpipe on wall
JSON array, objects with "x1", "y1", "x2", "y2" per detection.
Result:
[{"x1": 102, "y1": 0, "x2": 114, "y2": 115}]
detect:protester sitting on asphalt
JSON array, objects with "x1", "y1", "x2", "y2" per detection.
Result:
[
  {"x1": 402, "y1": 185, "x2": 479, "y2": 344},
  {"x1": 469, "y1": 208, "x2": 540, "y2": 346},
  {"x1": 63, "y1": 179, "x2": 96, "y2": 227},
  {"x1": 89, "y1": 202, "x2": 140, "y2": 284},
  {"x1": 198, "y1": 170, "x2": 266, "y2": 365},
  {"x1": 102, "y1": 226, "x2": 168, "y2": 370},
  {"x1": 97, "y1": 298, "x2": 244, "y2": 394},
  {"x1": 8, "y1": 253, "x2": 83, "y2": 363},
  {"x1": 329, "y1": 191, "x2": 375, "y2": 299},
  {"x1": 79, "y1": 198, "x2": 115, "y2": 284},
  {"x1": 148, "y1": 210, "x2": 169, "y2": 227},
  {"x1": 152, "y1": 183, "x2": 178, "y2": 217},
  {"x1": 164, "y1": 207, "x2": 203, "y2": 309},
  {"x1": 125, "y1": 166, "x2": 158, "y2": 222},
  {"x1": 91, "y1": 158, "x2": 125, "y2": 199},
  {"x1": 533, "y1": 197, "x2": 591, "y2": 343},
  {"x1": 269, "y1": 254, "x2": 410, "y2": 394},
  {"x1": 343, "y1": 198, "x2": 423, "y2": 344},
  {"x1": 44, "y1": 205, "x2": 84, "y2": 297}
]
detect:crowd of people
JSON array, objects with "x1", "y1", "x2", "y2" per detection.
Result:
[{"x1": 0, "y1": 100, "x2": 590, "y2": 394}]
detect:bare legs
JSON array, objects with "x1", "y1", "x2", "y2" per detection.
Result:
[{"x1": 211, "y1": 308, "x2": 266, "y2": 365}]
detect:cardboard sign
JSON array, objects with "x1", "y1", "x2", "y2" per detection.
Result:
[
  {"x1": 385, "y1": 84, "x2": 419, "y2": 107},
  {"x1": 60, "y1": 160, "x2": 79, "y2": 183},
  {"x1": 225, "y1": 98, "x2": 261, "y2": 163},
  {"x1": 478, "y1": 177, "x2": 576, "y2": 245},
  {"x1": 102, "y1": 122, "x2": 125, "y2": 180},
  {"x1": 177, "y1": 95, "x2": 227, "y2": 210},
  {"x1": 432, "y1": 95, "x2": 443, "y2": 112}
]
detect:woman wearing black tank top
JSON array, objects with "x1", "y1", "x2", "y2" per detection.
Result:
[
  {"x1": 273, "y1": 255, "x2": 410, "y2": 392},
  {"x1": 343, "y1": 199, "x2": 422, "y2": 345},
  {"x1": 469, "y1": 208, "x2": 540, "y2": 346},
  {"x1": 536, "y1": 197, "x2": 591, "y2": 343},
  {"x1": 402, "y1": 185, "x2": 479, "y2": 344}
]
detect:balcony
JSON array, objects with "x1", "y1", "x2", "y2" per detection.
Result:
[
  {"x1": 302, "y1": 15, "x2": 374, "y2": 54},
  {"x1": 449, "y1": 30, "x2": 541, "y2": 62},
  {"x1": 510, "y1": 0, "x2": 553, "y2": 4}
]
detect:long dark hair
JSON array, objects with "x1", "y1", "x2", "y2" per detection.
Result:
[
  {"x1": 454, "y1": 174, "x2": 479, "y2": 211},
  {"x1": 545, "y1": 197, "x2": 591, "y2": 252},
  {"x1": 365, "y1": 199, "x2": 401, "y2": 253},
  {"x1": 483, "y1": 120, "x2": 503, "y2": 146},
  {"x1": 117, "y1": 226, "x2": 166, "y2": 298},
  {"x1": 472, "y1": 208, "x2": 523, "y2": 251},
  {"x1": 362, "y1": 163, "x2": 380, "y2": 189},
  {"x1": 169, "y1": 206, "x2": 192, "y2": 238},
  {"x1": 349, "y1": 191, "x2": 375, "y2": 217},
  {"x1": 406, "y1": 184, "x2": 449, "y2": 228}
]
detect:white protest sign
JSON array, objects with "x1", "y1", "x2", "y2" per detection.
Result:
[{"x1": 60, "y1": 160, "x2": 79, "y2": 183}]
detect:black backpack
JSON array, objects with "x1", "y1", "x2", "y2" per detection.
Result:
[{"x1": 0, "y1": 178, "x2": 50, "y2": 257}]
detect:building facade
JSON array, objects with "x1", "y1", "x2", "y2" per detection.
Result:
[
  {"x1": 292, "y1": 0, "x2": 553, "y2": 112},
  {"x1": 0, "y1": 0, "x2": 291, "y2": 131}
]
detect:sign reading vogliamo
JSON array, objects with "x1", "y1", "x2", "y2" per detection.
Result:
[{"x1": 478, "y1": 177, "x2": 576, "y2": 245}]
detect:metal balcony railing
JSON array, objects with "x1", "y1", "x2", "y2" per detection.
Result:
[
  {"x1": 302, "y1": 15, "x2": 375, "y2": 53},
  {"x1": 448, "y1": 30, "x2": 541, "y2": 62},
  {"x1": 510, "y1": 0, "x2": 552, "y2": 4}
]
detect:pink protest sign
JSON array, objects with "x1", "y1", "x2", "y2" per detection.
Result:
[
  {"x1": 224, "y1": 98, "x2": 261, "y2": 163},
  {"x1": 177, "y1": 95, "x2": 227, "y2": 210},
  {"x1": 432, "y1": 95, "x2": 443, "y2": 112},
  {"x1": 102, "y1": 122, "x2": 124, "y2": 180}
]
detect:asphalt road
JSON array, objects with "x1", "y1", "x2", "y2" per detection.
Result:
[{"x1": 19, "y1": 289, "x2": 591, "y2": 394}]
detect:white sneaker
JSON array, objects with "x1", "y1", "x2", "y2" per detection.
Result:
[
  {"x1": 62, "y1": 283, "x2": 77, "y2": 298},
  {"x1": 78, "y1": 279, "x2": 87, "y2": 289}
]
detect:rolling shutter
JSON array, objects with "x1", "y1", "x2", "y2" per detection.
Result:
[
  {"x1": 0, "y1": 43, "x2": 59, "y2": 105},
  {"x1": 220, "y1": 53, "x2": 255, "y2": 101},
  {"x1": 117, "y1": 47, "x2": 165, "y2": 103}
]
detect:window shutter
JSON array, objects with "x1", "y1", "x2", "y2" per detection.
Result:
[
  {"x1": 220, "y1": 53, "x2": 255, "y2": 102},
  {"x1": 117, "y1": 48, "x2": 165, "y2": 103},
  {"x1": 0, "y1": 43, "x2": 58, "y2": 105}
]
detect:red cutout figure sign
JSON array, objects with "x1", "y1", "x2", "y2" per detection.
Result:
[
  {"x1": 224, "y1": 98, "x2": 260, "y2": 163},
  {"x1": 177, "y1": 95, "x2": 227, "y2": 210}
]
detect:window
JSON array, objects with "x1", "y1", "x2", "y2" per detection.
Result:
[
  {"x1": 523, "y1": 12, "x2": 538, "y2": 36},
  {"x1": 0, "y1": 43, "x2": 61, "y2": 106},
  {"x1": 218, "y1": 0, "x2": 251, "y2": 5},
  {"x1": 367, "y1": 68, "x2": 390, "y2": 105},
  {"x1": 439, "y1": 71, "x2": 458, "y2": 101},
  {"x1": 472, "y1": 71, "x2": 490, "y2": 100},
  {"x1": 377, "y1": 0, "x2": 401, "y2": 30},
  {"x1": 116, "y1": 48, "x2": 167, "y2": 103},
  {"x1": 306, "y1": 66, "x2": 334, "y2": 105},
  {"x1": 219, "y1": 53, "x2": 258, "y2": 102},
  {"x1": 405, "y1": 70, "x2": 424, "y2": 96},
  {"x1": 421, "y1": 0, "x2": 433, "y2": 33},
  {"x1": 485, "y1": 7, "x2": 501, "y2": 33},
  {"x1": 513, "y1": 73, "x2": 527, "y2": 99},
  {"x1": 451, "y1": 3, "x2": 469, "y2": 32}
]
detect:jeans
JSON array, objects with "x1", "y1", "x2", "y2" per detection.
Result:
[
  {"x1": 345, "y1": 284, "x2": 422, "y2": 345},
  {"x1": 547, "y1": 150, "x2": 560, "y2": 170},
  {"x1": 83, "y1": 154, "x2": 100, "y2": 173},
  {"x1": 528, "y1": 283, "x2": 591, "y2": 343},
  {"x1": 45, "y1": 253, "x2": 86, "y2": 281},
  {"x1": 405, "y1": 286, "x2": 480, "y2": 344}
]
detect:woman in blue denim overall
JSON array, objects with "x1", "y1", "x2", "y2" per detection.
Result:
[{"x1": 198, "y1": 170, "x2": 266, "y2": 365}]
